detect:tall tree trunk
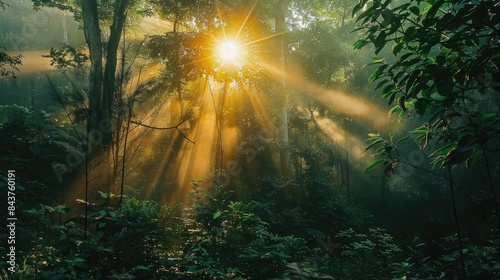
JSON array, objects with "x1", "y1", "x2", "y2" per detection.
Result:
[
  {"x1": 81, "y1": 0, "x2": 103, "y2": 137},
  {"x1": 275, "y1": 0, "x2": 292, "y2": 188},
  {"x1": 80, "y1": 0, "x2": 102, "y2": 237},
  {"x1": 103, "y1": 0, "x2": 131, "y2": 145}
]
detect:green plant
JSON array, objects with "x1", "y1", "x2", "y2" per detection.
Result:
[
  {"x1": 16, "y1": 193, "x2": 172, "y2": 279},
  {"x1": 274, "y1": 262, "x2": 335, "y2": 280},
  {"x1": 317, "y1": 227, "x2": 402, "y2": 279},
  {"x1": 165, "y1": 186, "x2": 310, "y2": 279}
]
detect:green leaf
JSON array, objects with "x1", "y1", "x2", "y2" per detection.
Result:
[
  {"x1": 392, "y1": 42, "x2": 404, "y2": 56},
  {"x1": 398, "y1": 96, "x2": 406, "y2": 111},
  {"x1": 370, "y1": 64, "x2": 388, "y2": 82},
  {"x1": 381, "y1": 10, "x2": 393, "y2": 27},
  {"x1": 374, "y1": 31, "x2": 388, "y2": 54},
  {"x1": 371, "y1": 56, "x2": 385, "y2": 64},
  {"x1": 442, "y1": 147, "x2": 474, "y2": 166},
  {"x1": 374, "y1": 79, "x2": 390, "y2": 91},
  {"x1": 396, "y1": 136, "x2": 410, "y2": 145},
  {"x1": 388, "y1": 92, "x2": 397, "y2": 105},
  {"x1": 365, "y1": 139, "x2": 384, "y2": 151},
  {"x1": 352, "y1": 3, "x2": 363, "y2": 17},
  {"x1": 353, "y1": 39, "x2": 370, "y2": 50},
  {"x1": 389, "y1": 105, "x2": 401, "y2": 116},
  {"x1": 213, "y1": 210, "x2": 222, "y2": 219},
  {"x1": 356, "y1": 5, "x2": 377, "y2": 23},
  {"x1": 364, "y1": 159, "x2": 385, "y2": 173},
  {"x1": 409, "y1": 6, "x2": 420, "y2": 15},
  {"x1": 382, "y1": 84, "x2": 396, "y2": 97},
  {"x1": 405, "y1": 26, "x2": 417, "y2": 40},
  {"x1": 430, "y1": 143, "x2": 457, "y2": 158},
  {"x1": 414, "y1": 99, "x2": 428, "y2": 115}
]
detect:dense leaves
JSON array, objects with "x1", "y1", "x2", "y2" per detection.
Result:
[
  {"x1": 0, "y1": 105, "x2": 83, "y2": 185},
  {"x1": 0, "y1": 50, "x2": 22, "y2": 77},
  {"x1": 353, "y1": 1, "x2": 500, "y2": 165},
  {"x1": 355, "y1": 0, "x2": 500, "y2": 169}
]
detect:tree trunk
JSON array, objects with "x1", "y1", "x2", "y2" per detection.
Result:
[
  {"x1": 275, "y1": 0, "x2": 292, "y2": 187},
  {"x1": 103, "y1": 0, "x2": 131, "y2": 145},
  {"x1": 81, "y1": 0, "x2": 103, "y2": 136}
]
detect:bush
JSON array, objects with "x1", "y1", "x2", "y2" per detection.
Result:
[
  {"x1": 12, "y1": 193, "x2": 172, "y2": 279},
  {"x1": 165, "y1": 186, "x2": 311, "y2": 279}
]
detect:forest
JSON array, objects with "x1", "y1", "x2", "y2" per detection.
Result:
[{"x1": 0, "y1": 0, "x2": 499, "y2": 279}]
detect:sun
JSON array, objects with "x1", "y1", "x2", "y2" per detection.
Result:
[{"x1": 219, "y1": 41, "x2": 240, "y2": 62}]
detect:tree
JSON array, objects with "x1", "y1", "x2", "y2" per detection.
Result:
[
  {"x1": 354, "y1": 0, "x2": 500, "y2": 165},
  {"x1": 356, "y1": 0, "x2": 500, "y2": 277},
  {"x1": 33, "y1": 0, "x2": 137, "y2": 146},
  {"x1": 276, "y1": 0, "x2": 293, "y2": 185},
  {"x1": 356, "y1": 0, "x2": 499, "y2": 207}
]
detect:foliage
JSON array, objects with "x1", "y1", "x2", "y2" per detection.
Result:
[
  {"x1": 289, "y1": 24, "x2": 349, "y2": 86},
  {"x1": 0, "y1": 50, "x2": 22, "y2": 77},
  {"x1": 320, "y1": 227, "x2": 402, "y2": 279},
  {"x1": 164, "y1": 186, "x2": 311, "y2": 279},
  {"x1": 355, "y1": 4, "x2": 500, "y2": 272},
  {"x1": 354, "y1": 0, "x2": 500, "y2": 170},
  {"x1": 274, "y1": 262, "x2": 335, "y2": 280},
  {"x1": 0, "y1": 105, "x2": 83, "y2": 185},
  {"x1": 148, "y1": 32, "x2": 203, "y2": 94},
  {"x1": 390, "y1": 235, "x2": 500, "y2": 279},
  {"x1": 43, "y1": 46, "x2": 89, "y2": 69},
  {"x1": 10, "y1": 194, "x2": 172, "y2": 279}
]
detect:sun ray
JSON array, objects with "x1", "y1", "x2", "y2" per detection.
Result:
[
  {"x1": 61, "y1": 1, "x2": 395, "y2": 210},
  {"x1": 313, "y1": 114, "x2": 371, "y2": 171},
  {"x1": 234, "y1": 0, "x2": 259, "y2": 41},
  {"x1": 240, "y1": 31, "x2": 287, "y2": 48},
  {"x1": 215, "y1": 0, "x2": 227, "y2": 40},
  {"x1": 258, "y1": 60, "x2": 397, "y2": 131}
]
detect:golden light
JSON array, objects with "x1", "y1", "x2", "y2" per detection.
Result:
[{"x1": 219, "y1": 41, "x2": 240, "y2": 62}]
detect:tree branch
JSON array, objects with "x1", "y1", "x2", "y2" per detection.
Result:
[{"x1": 130, "y1": 119, "x2": 195, "y2": 144}]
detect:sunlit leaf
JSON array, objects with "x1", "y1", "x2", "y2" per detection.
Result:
[
  {"x1": 430, "y1": 143, "x2": 457, "y2": 158},
  {"x1": 353, "y1": 39, "x2": 370, "y2": 50},
  {"x1": 364, "y1": 159, "x2": 385, "y2": 173},
  {"x1": 213, "y1": 210, "x2": 222, "y2": 219},
  {"x1": 389, "y1": 105, "x2": 401, "y2": 116}
]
